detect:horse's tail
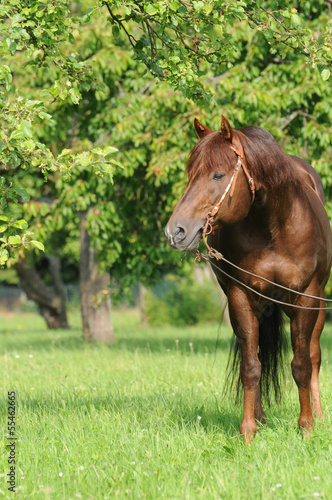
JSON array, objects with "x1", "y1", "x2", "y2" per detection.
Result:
[{"x1": 225, "y1": 304, "x2": 288, "y2": 404}]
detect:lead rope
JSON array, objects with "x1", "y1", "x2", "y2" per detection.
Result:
[
  {"x1": 196, "y1": 251, "x2": 332, "y2": 311},
  {"x1": 195, "y1": 139, "x2": 332, "y2": 311}
]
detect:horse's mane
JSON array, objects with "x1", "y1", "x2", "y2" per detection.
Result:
[{"x1": 187, "y1": 126, "x2": 303, "y2": 194}]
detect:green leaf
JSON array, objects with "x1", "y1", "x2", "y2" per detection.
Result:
[
  {"x1": 291, "y1": 13, "x2": 302, "y2": 26},
  {"x1": 15, "y1": 187, "x2": 30, "y2": 202},
  {"x1": 0, "y1": 249, "x2": 9, "y2": 266},
  {"x1": 5, "y1": 38, "x2": 17, "y2": 54},
  {"x1": 25, "y1": 99, "x2": 42, "y2": 108},
  {"x1": 14, "y1": 27, "x2": 29, "y2": 40},
  {"x1": 74, "y1": 152, "x2": 92, "y2": 167},
  {"x1": 193, "y1": 1, "x2": 204, "y2": 10},
  {"x1": 0, "y1": 215, "x2": 9, "y2": 222},
  {"x1": 31, "y1": 240, "x2": 45, "y2": 251},
  {"x1": 58, "y1": 148, "x2": 72, "y2": 158},
  {"x1": 20, "y1": 120, "x2": 33, "y2": 138},
  {"x1": 102, "y1": 146, "x2": 118, "y2": 155},
  {"x1": 59, "y1": 90, "x2": 68, "y2": 101},
  {"x1": 82, "y1": 8, "x2": 95, "y2": 23},
  {"x1": 0, "y1": 6, "x2": 10, "y2": 16},
  {"x1": 12, "y1": 219, "x2": 28, "y2": 229},
  {"x1": 38, "y1": 111, "x2": 53, "y2": 120},
  {"x1": 146, "y1": 4, "x2": 159, "y2": 15},
  {"x1": 50, "y1": 81, "x2": 61, "y2": 96},
  {"x1": 69, "y1": 87, "x2": 82, "y2": 104},
  {"x1": 0, "y1": 65, "x2": 13, "y2": 91},
  {"x1": 8, "y1": 235, "x2": 21, "y2": 245},
  {"x1": 280, "y1": 9, "x2": 291, "y2": 19},
  {"x1": 151, "y1": 63, "x2": 163, "y2": 75},
  {"x1": 109, "y1": 159, "x2": 124, "y2": 168},
  {"x1": 0, "y1": 225, "x2": 7, "y2": 233},
  {"x1": 321, "y1": 69, "x2": 330, "y2": 81},
  {"x1": 112, "y1": 25, "x2": 120, "y2": 37},
  {"x1": 203, "y1": 4, "x2": 213, "y2": 15},
  {"x1": 9, "y1": 129, "x2": 24, "y2": 140},
  {"x1": 91, "y1": 148, "x2": 103, "y2": 155}
]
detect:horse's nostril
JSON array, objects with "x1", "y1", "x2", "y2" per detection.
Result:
[{"x1": 173, "y1": 226, "x2": 186, "y2": 243}]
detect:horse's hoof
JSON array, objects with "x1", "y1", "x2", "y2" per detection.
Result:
[
  {"x1": 299, "y1": 417, "x2": 314, "y2": 439},
  {"x1": 240, "y1": 422, "x2": 257, "y2": 445},
  {"x1": 302, "y1": 427, "x2": 311, "y2": 440},
  {"x1": 241, "y1": 431, "x2": 254, "y2": 445}
]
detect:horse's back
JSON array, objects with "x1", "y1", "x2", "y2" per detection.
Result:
[{"x1": 290, "y1": 155, "x2": 325, "y2": 204}]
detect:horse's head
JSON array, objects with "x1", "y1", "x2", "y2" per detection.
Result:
[{"x1": 165, "y1": 115, "x2": 254, "y2": 251}]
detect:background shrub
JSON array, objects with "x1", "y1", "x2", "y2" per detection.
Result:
[{"x1": 145, "y1": 274, "x2": 222, "y2": 326}]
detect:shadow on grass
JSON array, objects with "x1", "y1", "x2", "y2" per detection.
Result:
[
  {"x1": 2, "y1": 314, "x2": 332, "y2": 355},
  {"x1": 17, "y1": 389, "x2": 328, "y2": 445},
  {"x1": 0, "y1": 328, "x2": 85, "y2": 352},
  {"x1": 115, "y1": 334, "x2": 232, "y2": 354},
  {"x1": 14, "y1": 390, "x2": 242, "y2": 442}
]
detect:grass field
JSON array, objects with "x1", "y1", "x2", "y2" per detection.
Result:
[{"x1": 1, "y1": 309, "x2": 332, "y2": 499}]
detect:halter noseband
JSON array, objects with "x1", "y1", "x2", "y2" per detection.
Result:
[{"x1": 202, "y1": 134, "x2": 255, "y2": 258}]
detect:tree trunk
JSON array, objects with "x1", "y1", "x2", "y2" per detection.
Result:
[
  {"x1": 48, "y1": 254, "x2": 68, "y2": 302},
  {"x1": 15, "y1": 257, "x2": 69, "y2": 329},
  {"x1": 79, "y1": 211, "x2": 115, "y2": 343}
]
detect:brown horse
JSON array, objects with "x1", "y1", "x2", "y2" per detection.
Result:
[{"x1": 165, "y1": 115, "x2": 332, "y2": 443}]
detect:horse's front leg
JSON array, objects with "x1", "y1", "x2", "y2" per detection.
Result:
[{"x1": 228, "y1": 286, "x2": 261, "y2": 444}]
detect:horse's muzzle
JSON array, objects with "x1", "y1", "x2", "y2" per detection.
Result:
[
  {"x1": 165, "y1": 224, "x2": 187, "y2": 248},
  {"x1": 165, "y1": 223, "x2": 202, "y2": 251}
]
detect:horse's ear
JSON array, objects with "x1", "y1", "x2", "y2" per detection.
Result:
[
  {"x1": 194, "y1": 118, "x2": 213, "y2": 139},
  {"x1": 221, "y1": 115, "x2": 233, "y2": 141}
]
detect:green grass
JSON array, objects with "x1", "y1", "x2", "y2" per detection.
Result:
[{"x1": 1, "y1": 310, "x2": 332, "y2": 499}]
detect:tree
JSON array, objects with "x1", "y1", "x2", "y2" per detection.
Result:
[
  {"x1": 3, "y1": 4, "x2": 194, "y2": 339},
  {"x1": 0, "y1": 0, "x2": 119, "y2": 265},
  {"x1": 14, "y1": 255, "x2": 69, "y2": 329},
  {"x1": 0, "y1": 1, "x2": 120, "y2": 338},
  {"x1": 2, "y1": 0, "x2": 332, "y2": 340},
  {"x1": 101, "y1": 0, "x2": 332, "y2": 101},
  {"x1": 79, "y1": 210, "x2": 114, "y2": 342}
]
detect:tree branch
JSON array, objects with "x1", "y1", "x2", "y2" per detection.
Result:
[
  {"x1": 279, "y1": 109, "x2": 316, "y2": 130},
  {"x1": 103, "y1": 2, "x2": 137, "y2": 48},
  {"x1": 279, "y1": 109, "x2": 301, "y2": 130}
]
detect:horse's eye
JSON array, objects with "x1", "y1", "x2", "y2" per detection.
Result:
[{"x1": 212, "y1": 172, "x2": 225, "y2": 181}]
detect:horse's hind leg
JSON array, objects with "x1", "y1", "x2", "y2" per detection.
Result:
[
  {"x1": 310, "y1": 301, "x2": 325, "y2": 419},
  {"x1": 290, "y1": 294, "x2": 319, "y2": 434}
]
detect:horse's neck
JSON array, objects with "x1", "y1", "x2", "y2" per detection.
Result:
[{"x1": 249, "y1": 185, "x2": 296, "y2": 237}]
